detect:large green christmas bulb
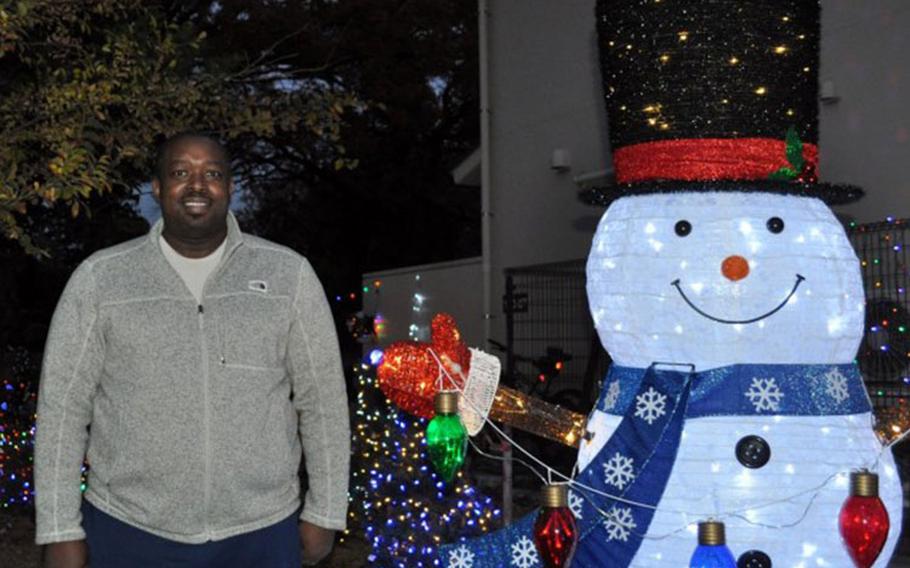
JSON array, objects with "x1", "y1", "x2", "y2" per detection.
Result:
[{"x1": 426, "y1": 391, "x2": 468, "y2": 482}]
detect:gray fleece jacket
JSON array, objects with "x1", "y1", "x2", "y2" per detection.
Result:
[{"x1": 34, "y1": 214, "x2": 350, "y2": 545}]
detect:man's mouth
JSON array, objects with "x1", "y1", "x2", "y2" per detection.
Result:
[
  {"x1": 181, "y1": 197, "x2": 211, "y2": 215},
  {"x1": 670, "y1": 274, "x2": 806, "y2": 325}
]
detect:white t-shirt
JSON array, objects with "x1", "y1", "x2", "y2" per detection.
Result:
[{"x1": 159, "y1": 236, "x2": 226, "y2": 304}]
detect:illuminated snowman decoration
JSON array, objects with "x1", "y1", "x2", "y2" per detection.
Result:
[
  {"x1": 438, "y1": 2, "x2": 905, "y2": 566},
  {"x1": 578, "y1": 190, "x2": 903, "y2": 567}
]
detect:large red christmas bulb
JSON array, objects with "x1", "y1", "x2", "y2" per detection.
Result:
[
  {"x1": 839, "y1": 470, "x2": 890, "y2": 568},
  {"x1": 533, "y1": 484, "x2": 578, "y2": 568}
]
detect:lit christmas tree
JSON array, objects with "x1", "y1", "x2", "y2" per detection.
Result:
[
  {"x1": 0, "y1": 347, "x2": 39, "y2": 511},
  {"x1": 348, "y1": 362, "x2": 500, "y2": 567}
]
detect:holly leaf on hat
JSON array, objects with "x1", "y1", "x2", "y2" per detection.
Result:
[
  {"x1": 784, "y1": 126, "x2": 805, "y2": 172},
  {"x1": 769, "y1": 126, "x2": 806, "y2": 180},
  {"x1": 769, "y1": 166, "x2": 798, "y2": 180}
]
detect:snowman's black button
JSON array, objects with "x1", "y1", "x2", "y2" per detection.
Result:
[
  {"x1": 735, "y1": 435, "x2": 770, "y2": 468},
  {"x1": 737, "y1": 550, "x2": 772, "y2": 568}
]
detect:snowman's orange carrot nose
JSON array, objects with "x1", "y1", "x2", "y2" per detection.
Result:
[{"x1": 722, "y1": 255, "x2": 750, "y2": 281}]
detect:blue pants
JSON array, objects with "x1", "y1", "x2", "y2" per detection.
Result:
[{"x1": 82, "y1": 500, "x2": 302, "y2": 568}]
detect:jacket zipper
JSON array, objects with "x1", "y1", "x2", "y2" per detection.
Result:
[
  {"x1": 198, "y1": 303, "x2": 213, "y2": 539},
  {"x1": 193, "y1": 235, "x2": 240, "y2": 540}
]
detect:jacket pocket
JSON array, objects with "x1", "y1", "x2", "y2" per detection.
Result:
[
  {"x1": 213, "y1": 294, "x2": 290, "y2": 370},
  {"x1": 210, "y1": 367, "x2": 299, "y2": 521}
]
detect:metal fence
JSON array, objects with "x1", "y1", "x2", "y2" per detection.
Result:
[
  {"x1": 847, "y1": 219, "x2": 910, "y2": 412},
  {"x1": 503, "y1": 260, "x2": 609, "y2": 413}
]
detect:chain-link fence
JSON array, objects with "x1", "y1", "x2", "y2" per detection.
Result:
[
  {"x1": 848, "y1": 219, "x2": 910, "y2": 412},
  {"x1": 502, "y1": 260, "x2": 609, "y2": 413}
]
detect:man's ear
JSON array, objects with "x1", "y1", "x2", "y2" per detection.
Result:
[{"x1": 151, "y1": 178, "x2": 161, "y2": 202}]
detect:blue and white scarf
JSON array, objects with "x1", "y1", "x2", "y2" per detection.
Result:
[{"x1": 438, "y1": 363, "x2": 870, "y2": 568}]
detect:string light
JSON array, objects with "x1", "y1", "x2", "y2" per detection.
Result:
[
  {"x1": 372, "y1": 314, "x2": 387, "y2": 339},
  {"x1": 350, "y1": 365, "x2": 498, "y2": 565},
  {"x1": 689, "y1": 521, "x2": 736, "y2": 568},
  {"x1": 850, "y1": 220, "x2": 910, "y2": 401},
  {"x1": 0, "y1": 352, "x2": 38, "y2": 511},
  {"x1": 839, "y1": 470, "x2": 890, "y2": 567},
  {"x1": 368, "y1": 349, "x2": 385, "y2": 366},
  {"x1": 533, "y1": 484, "x2": 578, "y2": 568},
  {"x1": 408, "y1": 274, "x2": 430, "y2": 341},
  {"x1": 425, "y1": 392, "x2": 468, "y2": 482}
]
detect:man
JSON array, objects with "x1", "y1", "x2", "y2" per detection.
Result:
[{"x1": 35, "y1": 133, "x2": 350, "y2": 567}]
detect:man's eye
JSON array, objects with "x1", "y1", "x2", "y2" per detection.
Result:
[
  {"x1": 172, "y1": 169, "x2": 188, "y2": 178},
  {"x1": 206, "y1": 171, "x2": 223, "y2": 179}
]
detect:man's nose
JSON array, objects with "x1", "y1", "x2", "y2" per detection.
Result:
[{"x1": 186, "y1": 171, "x2": 207, "y2": 190}]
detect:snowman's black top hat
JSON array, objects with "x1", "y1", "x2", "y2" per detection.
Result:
[{"x1": 584, "y1": 0, "x2": 862, "y2": 206}]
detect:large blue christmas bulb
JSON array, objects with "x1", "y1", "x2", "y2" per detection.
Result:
[{"x1": 689, "y1": 521, "x2": 736, "y2": 568}]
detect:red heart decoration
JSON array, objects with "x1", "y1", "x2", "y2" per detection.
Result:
[{"x1": 377, "y1": 313, "x2": 471, "y2": 419}]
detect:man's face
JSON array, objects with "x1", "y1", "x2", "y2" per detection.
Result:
[{"x1": 152, "y1": 137, "x2": 232, "y2": 239}]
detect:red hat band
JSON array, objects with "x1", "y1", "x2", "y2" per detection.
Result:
[{"x1": 613, "y1": 138, "x2": 819, "y2": 184}]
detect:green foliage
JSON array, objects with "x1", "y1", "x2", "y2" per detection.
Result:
[
  {"x1": 769, "y1": 126, "x2": 805, "y2": 180},
  {"x1": 784, "y1": 126, "x2": 805, "y2": 173},
  {"x1": 0, "y1": 0, "x2": 359, "y2": 255}
]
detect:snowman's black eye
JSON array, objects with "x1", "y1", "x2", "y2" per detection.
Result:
[
  {"x1": 766, "y1": 217, "x2": 785, "y2": 234},
  {"x1": 674, "y1": 220, "x2": 692, "y2": 237}
]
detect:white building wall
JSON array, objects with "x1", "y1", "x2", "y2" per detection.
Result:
[
  {"x1": 820, "y1": 0, "x2": 910, "y2": 223},
  {"x1": 486, "y1": 0, "x2": 607, "y2": 345}
]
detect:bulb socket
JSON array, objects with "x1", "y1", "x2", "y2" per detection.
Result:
[
  {"x1": 435, "y1": 391, "x2": 460, "y2": 415},
  {"x1": 697, "y1": 520, "x2": 726, "y2": 546},
  {"x1": 541, "y1": 484, "x2": 569, "y2": 508},
  {"x1": 850, "y1": 470, "x2": 879, "y2": 498}
]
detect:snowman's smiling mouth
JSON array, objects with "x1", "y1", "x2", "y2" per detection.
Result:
[{"x1": 670, "y1": 274, "x2": 806, "y2": 325}]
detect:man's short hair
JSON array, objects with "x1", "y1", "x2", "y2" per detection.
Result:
[{"x1": 153, "y1": 131, "x2": 232, "y2": 181}]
